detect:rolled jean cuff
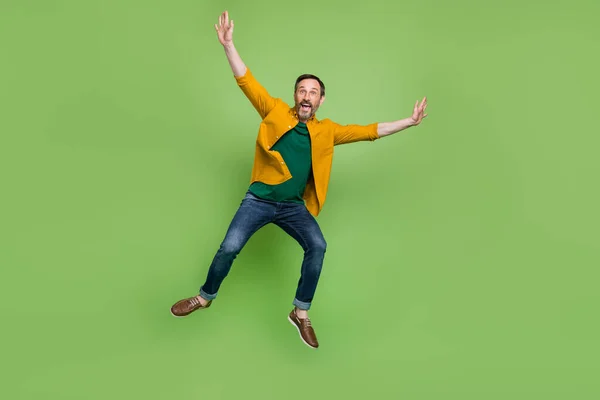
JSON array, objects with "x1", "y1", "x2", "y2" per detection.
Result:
[
  {"x1": 293, "y1": 298, "x2": 311, "y2": 311},
  {"x1": 199, "y1": 287, "x2": 218, "y2": 301}
]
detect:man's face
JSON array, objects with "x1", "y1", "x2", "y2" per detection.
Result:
[{"x1": 294, "y1": 79, "x2": 325, "y2": 122}]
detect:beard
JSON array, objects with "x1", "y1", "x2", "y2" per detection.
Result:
[{"x1": 296, "y1": 101, "x2": 317, "y2": 121}]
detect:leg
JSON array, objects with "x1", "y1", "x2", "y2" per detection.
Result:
[
  {"x1": 200, "y1": 192, "x2": 275, "y2": 300},
  {"x1": 274, "y1": 204, "x2": 327, "y2": 311}
]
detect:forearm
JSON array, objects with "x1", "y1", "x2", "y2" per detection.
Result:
[
  {"x1": 377, "y1": 117, "x2": 416, "y2": 138},
  {"x1": 223, "y1": 42, "x2": 247, "y2": 77}
]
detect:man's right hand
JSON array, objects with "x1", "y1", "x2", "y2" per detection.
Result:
[{"x1": 215, "y1": 10, "x2": 234, "y2": 47}]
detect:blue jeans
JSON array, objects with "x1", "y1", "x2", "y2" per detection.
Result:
[{"x1": 199, "y1": 191, "x2": 327, "y2": 310}]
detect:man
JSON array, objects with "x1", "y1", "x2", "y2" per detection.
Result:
[{"x1": 171, "y1": 11, "x2": 428, "y2": 349}]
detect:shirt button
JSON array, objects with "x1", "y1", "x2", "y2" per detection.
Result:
[{"x1": 288, "y1": 125, "x2": 291, "y2": 128}]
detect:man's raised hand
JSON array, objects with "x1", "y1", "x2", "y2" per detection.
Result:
[
  {"x1": 215, "y1": 10, "x2": 234, "y2": 46},
  {"x1": 411, "y1": 97, "x2": 428, "y2": 126}
]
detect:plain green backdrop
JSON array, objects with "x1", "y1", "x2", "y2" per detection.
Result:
[{"x1": 1, "y1": 0, "x2": 599, "y2": 399}]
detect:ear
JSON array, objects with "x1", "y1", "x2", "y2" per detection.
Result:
[{"x1": 319, "y1": 96, "x2": 326, "y2": 106}]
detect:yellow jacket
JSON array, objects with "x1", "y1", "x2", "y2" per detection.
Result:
[{"x1": 236, "y1": 68, "x2": 380, "y2": 216}]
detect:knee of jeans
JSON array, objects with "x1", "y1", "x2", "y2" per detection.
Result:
[
  {"x1": 309, "y1": 236, "x2": 327, "y2": 254},
  {"x1": 220, "y1": 238, "x2": 244, "y2": 256}
]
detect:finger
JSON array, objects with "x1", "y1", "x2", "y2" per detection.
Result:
[
  {"x1": 225, "y1": 10, "x2": 229, "y2": 26},
  {"x1": 230, "y1": 19, "x2": 234, "y2": 30}
]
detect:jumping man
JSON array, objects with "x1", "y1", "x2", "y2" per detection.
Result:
[{"x1": 170, "y1": 11, "x2": 428, "y2": 349}]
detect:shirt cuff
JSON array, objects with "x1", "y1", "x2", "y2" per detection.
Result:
[{"x1": 235, "y1": 68, "x2": 252, "y2": 86}]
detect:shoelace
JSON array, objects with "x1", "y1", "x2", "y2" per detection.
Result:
[
  {"x1": 295, "y1": 310, "x2": 312, "y2": 327},
  {"x1": 189, "y1": 297, "x2": 201, "y2": 307}
]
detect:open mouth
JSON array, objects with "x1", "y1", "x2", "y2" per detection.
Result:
[{"x1": 300, "y1": 104, "x2": 311, "y2": 112}]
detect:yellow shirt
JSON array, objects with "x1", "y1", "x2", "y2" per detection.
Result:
[{"x1": 236, "y1": 68, "x2": 380, "y2": 216}]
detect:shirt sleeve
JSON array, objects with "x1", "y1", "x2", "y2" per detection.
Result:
[
  {"x1": 331, "y1": 121, "x2": 380, "y2": 145},
  {"x1": 235, "y1": 68, "x2": 278, "y2": 119}
]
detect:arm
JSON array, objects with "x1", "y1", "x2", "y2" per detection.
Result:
[
  {"x1": 215, "y1": 11, "x2": 246, "y2": 77},
  {"x1": 332, "y1": 122, "x2": 380, "y2": 146},
  {"x1": 377, "y1": 97, "x2": 428, "y2": 138},
  {"x1": 223, "y1": 43, "x2": 246, "y2": 77},
  {"x1": 333, "y1": 97, "x2": 428, "y2": 145},
  {"x1": 214, "y1": 10, "x2": 276, "y2": 118}
]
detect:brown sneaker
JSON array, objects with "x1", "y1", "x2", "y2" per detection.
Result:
[
  {"x1": 170, "y1": 296, "x2": 212, "y2": 317},
  {"x1": 288, "y1": 309, "x2": 319, "y2": 349}
]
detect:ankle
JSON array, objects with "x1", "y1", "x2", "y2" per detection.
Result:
[
  {"x1": 196, "y1": 295, "x2": 208, "y2": 306},
  {"x1": 295, "y1": 307, "x2": 308, "y2": 319}
]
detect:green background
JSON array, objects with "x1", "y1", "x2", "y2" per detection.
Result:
[{"x1": 2, "y1": 0, "x2": 599, "y2": 398}]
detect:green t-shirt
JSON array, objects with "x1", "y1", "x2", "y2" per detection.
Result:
[{"x1": 249, "y1": 122, "x2": 312, "y2": 203}]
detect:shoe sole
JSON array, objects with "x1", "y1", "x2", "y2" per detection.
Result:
[
  {"x1": 170, "y1": 310, "x2": 187, "y2": 318},
  {"x1": 288, "y1": 316, "x2": 318, "y2": 349},
  {"x1": 170, "y1": 307, "x2": 208, "y2": 318}
]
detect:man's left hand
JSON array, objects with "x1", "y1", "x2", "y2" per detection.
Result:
[{"x1": 410, "y1": 97, "x2": 428, "y2": 126}]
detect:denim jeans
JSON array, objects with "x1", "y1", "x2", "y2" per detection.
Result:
[{"x1": 199, "y1": 191, "x2": 327, "y2": 310}]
